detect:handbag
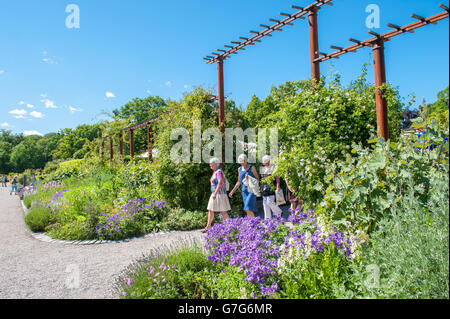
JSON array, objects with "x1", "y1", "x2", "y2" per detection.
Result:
[
  {"x1": 224, "y1": 176, "x2": 230, "y2": 192},
  {"x1": 275, "y1": 189, "x2": 286, "y2": 206}
]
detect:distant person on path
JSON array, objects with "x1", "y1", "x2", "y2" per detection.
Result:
[
  {"x1": 229, "y1": 154, "x2": 259, "y2": 218},
  {"x1": 1, "y1": 175, "x2": 7, "y2": 187},
  {"x1": 260, "y1": 155, "x2": 282, "y2": 220},
  {"x1": 201, "y1": 158, "x2": 230, "y2": 233},
  {"x1": 10, "y1": 176, "x2": 18, "y2": 195}
]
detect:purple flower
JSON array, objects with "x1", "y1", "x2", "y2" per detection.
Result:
[{"x1": 124, "y1": 278, "x2": 133, "y2": 286}]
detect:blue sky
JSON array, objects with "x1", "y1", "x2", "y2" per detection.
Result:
[{"x1": 0, "y1": 0, "x2": 448, "y2": 136}]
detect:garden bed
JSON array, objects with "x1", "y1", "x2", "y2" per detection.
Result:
[{"x1": 21, "y1": 179, "x2": 207, "y2": 242}]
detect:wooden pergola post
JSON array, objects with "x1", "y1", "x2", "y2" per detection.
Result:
[{"x1": 372, "y1": 38, "x2": 389, "y2": 141}]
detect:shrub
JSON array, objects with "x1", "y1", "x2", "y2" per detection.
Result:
[
  {"x1": 46, "y1": 216, "x2": 91, "y2": 240},
  {"x1": 260, "y1": 72, "x2": 403, "y2": 205},
  {"x1": 24, "y1": 207, "x2": 56, "y2": 232},
  {"x1": 116, "y1": 244, "x2": 219, "y2": 299},
  {"x1": 212, "y1": 266, "x2": 259, "y2": 299},
  {"x1": 333, "y1": 170, "x2": 449, "y2": 299},
  {"x1": 161, "y1": 208, "x2": 207, "y2": 231},
  {"x1": 318, "y1": 118, "x2": 448, "y2": 232}
]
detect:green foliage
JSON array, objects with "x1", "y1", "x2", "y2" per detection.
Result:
[
  {"x1": 46, "y1": 216, "x2": 92, "y2": 241},
  {"x1": 119, "y1": 160, "x2": 154, "y2": 189},
  {"x1": 149, "y1": 88, "x2": 246, "y2": 211},
  {"x1": 161, "y1": 208, "x2": 207, "y2": 231},
  {"x1": 277, "y1": 242, "x2": 352, "y2": 299},
  {"x1": 213, "y1": 266, "x2": 259, "y2": 299},
  {"x1": 426, "y1": 86, "x2": 449, "y2": 130},
  {"x1": 334, "y1": 164, "x2": 449, "y2": 299},
  {"x1": 117, "y1": 245, "x2": 219, "y2": 299},
  {"x1": 45, "y1": 159, "x2": 85, "y2": 181},
  {"x1": 320, "y1": 117, "x2": 448, "y2": 232},
  {"x1": 24, "y1": 207, "x2": 56, "y2": 233},
  {"x1": 10, "y1": 136, "x2": 47, "y2": 172},
  {"x1": 254, "y1": 70, "x2": 403, "y2": 205}
]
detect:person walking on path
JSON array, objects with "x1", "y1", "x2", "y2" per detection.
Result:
[
  {"x1": 1, "y1": 175, "x2": 7, "y2": 187},
  {"x1": 229, "y1": 154, "x2": 259, "y2": 218},
  {"x1": 260, "y1": 155, "x2": 282, "y2": 220},
  {"x1": 10, "y1": 176, "x2": 18, "y2": 195},
  {"x1": 201, "y1": 158, "x2": 231, "y2": 233}
]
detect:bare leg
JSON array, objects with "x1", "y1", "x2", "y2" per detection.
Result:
[
  {"x1": 298, "y1": 199, "x2": 304, "y2": 212},
  {"x1": 290, "y1": 201, "x2": 297, "y2": 211},
  {"x1": 220, "y1": 212, "x2": 229, "y2": 220},
  {"x1": 205, "y1": 211, "x2": 215, "y2": 229}
]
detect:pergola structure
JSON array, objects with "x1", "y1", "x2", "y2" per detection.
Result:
[
  {"x1": 204, "y1": 1, "x2": 449, "y2": 141},
  {"x1": 123, "y1": 115, "x2": 161, "y2": 162},
  {"x1": 100, "y1": 115, "x2": 161, "y2": 163}
]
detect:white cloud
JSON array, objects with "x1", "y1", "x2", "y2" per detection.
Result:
[
  {"x1": 40, "y1": 94, "x2": 47, "y2": 98},
  {"x1": 165, "y1": 81, "x2": 173, "y2": 87},
  {"x1": 26, "y1": 103, "x2": 35, "y2": 109},
  {"x1": 105, "y1": 91, "x2": 116, "y2": 98},
  {"x1": 146, "y1": 90, "x2": 152, "y2": 95},
  {"x1": 1, "y1": 122, "x2": 9, "y2": 127},
  {"x1": 41, "y1": 51, "x2": 58, "y2": 65},
  {"x1": 24, "y1": 130, "x2": 43, "y2": 137},
  {"x1": 184, "y1": 84, "x2": 190, "y2": 89},
  {"x1": 9, "y1": 109, "x2": 27, "y2": 118},
  {"x1": 29, "y1": 111, "x2": 44, "y2": 118},
  {"x1": 19, "y1": 101, "x2": 25, "y2": 105},
  {"x1": 68, "y1": 106, "x2": 82, "y2": 114},
  {"x1": 0, "y1": 70, "x2": 4, "y2": 75},
  {"x1": 40, "y1": 98, "x2": 58, "y2": 109}
]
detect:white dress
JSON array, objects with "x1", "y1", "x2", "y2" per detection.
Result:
[{"x1": 207, "y1": 169, "x2": 231, "y2": 212}]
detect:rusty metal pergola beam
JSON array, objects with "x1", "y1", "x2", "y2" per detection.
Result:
[
  {"x1": 204, "y1": 0, "x2": 333, "y2": 64},
  {"x1": 314, "y1": 8, "x2": 449, "y2": 63},
  {"x1": 123, "y1": 114, "x2": 163, "y2": 132}
]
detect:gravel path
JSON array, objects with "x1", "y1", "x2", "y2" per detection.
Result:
[{"x1": 0, "y1": 186, "x2": 205, "y2": 299}]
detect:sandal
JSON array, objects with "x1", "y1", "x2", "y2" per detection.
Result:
[{"x1": 200, "y1": 228, "x2": 209, "y2": 233}]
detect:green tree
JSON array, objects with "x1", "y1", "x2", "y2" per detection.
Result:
[
  {"x1": 0, "y1": 141, "x2": 13, "y2": 173},
  {"x1": 10, "y1": 136, "x2": 47, "y2": 172}
]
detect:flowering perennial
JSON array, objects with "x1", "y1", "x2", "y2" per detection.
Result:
[{"x1": 205, "y1": 210, "x2": 364, "y2": 297}]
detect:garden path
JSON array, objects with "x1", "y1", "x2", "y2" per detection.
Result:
[{"x1": 0, "y1": 186, "x2": 205, "y2": 299}]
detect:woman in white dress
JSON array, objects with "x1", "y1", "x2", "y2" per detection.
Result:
[{"x1": 201, "y1": 157, "x2": 230, "y2": 233}]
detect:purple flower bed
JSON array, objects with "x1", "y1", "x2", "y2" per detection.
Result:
[
  {"x1": 19, "y1": 186, "x2": 37, "y2": 196},
  {"x1": 97, "y1": 197, "x2": 167, "y2": 239},
  {"x1": 205, "y1": 209, "x2": 356, "y2": 297}
]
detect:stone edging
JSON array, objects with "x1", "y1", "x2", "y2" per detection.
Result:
[{"x1": 20, "y1": 199, "x2": 176, "y2": 246}]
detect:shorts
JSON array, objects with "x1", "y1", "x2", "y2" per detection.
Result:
[{"x1": 12, "y1": 185, "x2": 18, "y2": 192}]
